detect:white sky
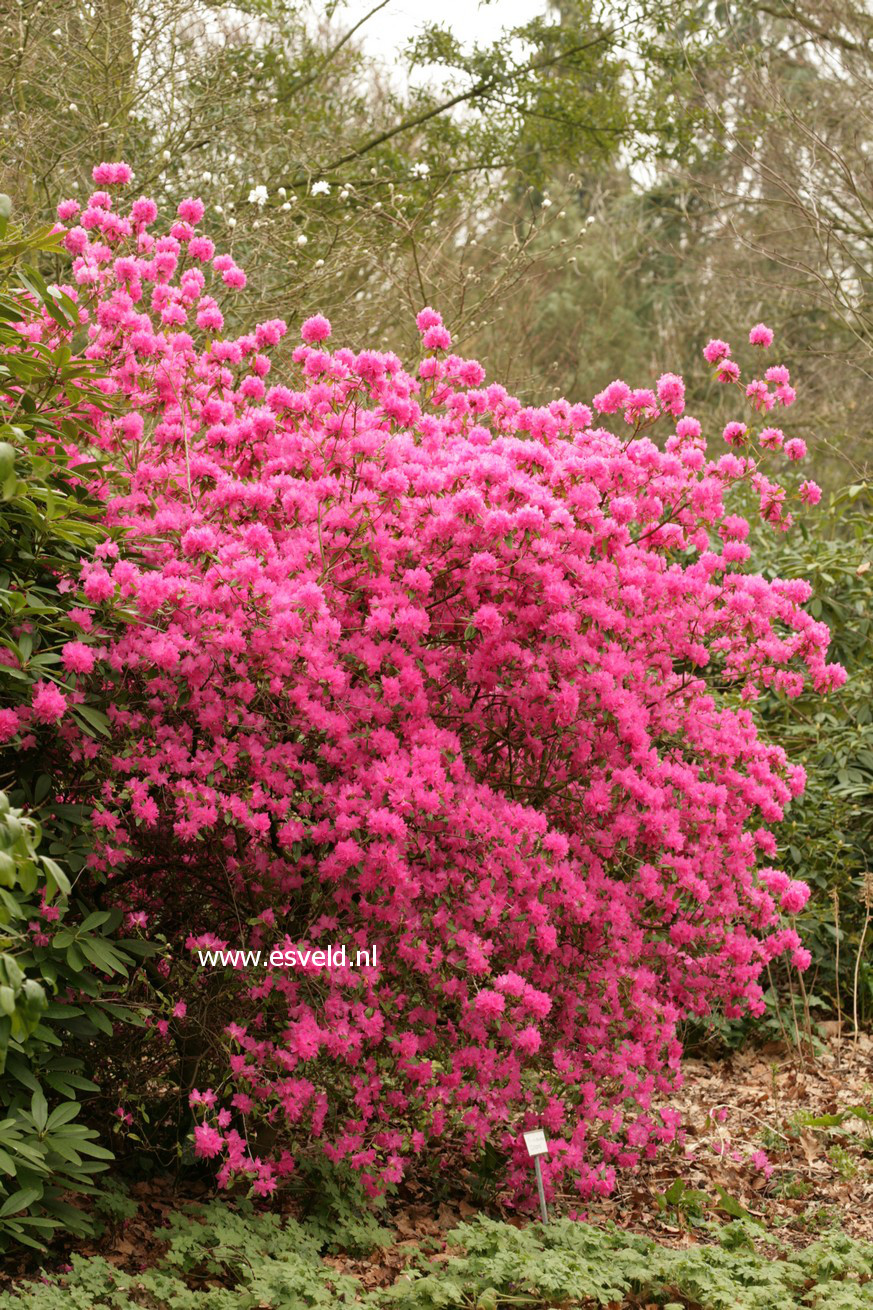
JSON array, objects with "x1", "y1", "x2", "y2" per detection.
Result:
[{"x1": 343, "y1": 0, "x2": 543, "y2": 80}]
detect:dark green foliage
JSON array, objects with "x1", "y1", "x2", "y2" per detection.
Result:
[
  {"x1": 754, "y1": 488, "x2": 873, "y2": 1030},
  {"x1": 0, "y1": 213, "x2": 157, "y2": 1250},
  {"x1": 0, "y1": 221, "x2": 120, "y2": 801},
  {"x1": 0, "y1": 791, "x2": 154, "y2": 1251}
]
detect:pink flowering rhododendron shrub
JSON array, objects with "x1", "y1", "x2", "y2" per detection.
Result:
[{"x1": 17, "y1": 164, "x2": 845, "y2": 1206}]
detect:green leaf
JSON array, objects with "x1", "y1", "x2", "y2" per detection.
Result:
[
  {"x1": 0, "y1": 1185, "x2": 43, "y2": 1217},
  {"x1": 30, "y1": 1088, "x2": 48, "y2": 1132},
  {"x1": 72, "y1": 705, "x2": 111, "y2": 737},
  {"x1": 46, "y1": 1102, "x2": 81, "y2": 1131},
  {"x1": 78, "y1": 910, "x2": 112, "y2": 934}
]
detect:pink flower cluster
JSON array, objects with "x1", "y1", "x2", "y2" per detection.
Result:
[{"x1": 27, "y1": 165, "x2": 846, "y2": 1208}]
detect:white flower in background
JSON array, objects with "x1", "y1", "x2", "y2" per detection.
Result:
[
  {"x1": 315, "y1": 258, "x2": 324, "y2": 267},
  {"x1": 340, "y1": 189, "x2": 349, "y2": 201},
  {"x1": 411, "y1": 162, "x2": 430, "y2": 178},
  {"x1": 281, "y1": 202, "x2": 291, "y2": 212},
  {"x1": 541, "y1": 198, "x2": 552, "y2": 209},
  {"x1": 202, "y1": 171, "x2": 212, "y2": 182},
  {"x1": 311, "y1": 180, "x2": 330, "y2": 196},
  {"x1": 248, "y1": 185, "x2": 268, "y2": 206},
  {"x1": 227, "y1": 216, "x2": 237, "y2": 228},
  {"x1": 278, "y1": 187, "x2": 287, "y2": 198},
  {"x1": 586, "y1": 215, "x2": 596, "y2": 224},
  {"x1": 161, "y1": 148, "x2": 171, "y2": 161},
  {"x1": 296, "y1": 233, "x2": 308, "y2": 247}
]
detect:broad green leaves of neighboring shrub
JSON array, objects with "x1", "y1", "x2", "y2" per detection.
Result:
[
  {"x1": 0, "y1": 211, "x2": 153, "y2": 1251},
  {"x1": 0, "y1": 791, "x2": 153, "y2": 1250},
  {"x1": 754, "y1": 486, "x2": 873, "y2": 1028}
]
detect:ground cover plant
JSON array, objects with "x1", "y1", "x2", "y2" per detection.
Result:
[
  {"x1": 0, "y1": 162, "x2": 850, "y2": 1234},
  {"x1": 1, "y1": 1201, "x2": 873, "y2": 1308}
]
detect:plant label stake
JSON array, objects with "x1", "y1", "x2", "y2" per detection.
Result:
[{"x1": 523, "y1": 1129, "x2": 549, "y2": 1223}]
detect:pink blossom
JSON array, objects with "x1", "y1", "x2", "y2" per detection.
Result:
[
  {"x1": 748, "y1": 323, "x2": 774, "y2": 347},
  {"x1": 193, "y1": 1124, "x2": 224, "y2": 1158},
  {"x1": 0, "y1": 708, "x2": 20, "y2": 742},
  {"x1": 781, "y1": 880, "x2": 811, "y2": 914},
  {"x1": 61, "y1": 641, "x2": 95, "y2": 674},
  {"x1": 32, "y1": 681, "x2": 67, "y2": 723},
  {"x1": 301, "y1": 314, "x2": 332, "y2": 344},
  {"x1": 422, "y1": 324, "x2": 452, "y2": 351},
  {"x1": 722, "y1": 422, "x2": 747, "y2": 446},
  {"x1": 703, "y1": 338, "x2": 731, "y2": 364},
  {"x1": 177, "y1": 198, "x2": 205, "y2": 225},
  {"x1": 416, "y1": 307, "x2": 442, "y2": 332},
  {"x1": 657, "y1": 372, "x2": 685, "y2": 416}
]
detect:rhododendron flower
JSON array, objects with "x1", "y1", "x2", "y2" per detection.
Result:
[
  {"x1": 416, "y1": 307, "x2": 442, "y2": 332},
  {"x1": 177, "y1": 197, "x2": 205, "y2": 224},
  {"x1": 799, "y1": 480, "x2": 821, "y2": 505},
  {"x1": 657, "y1": 372, "x2": 685, "y2": 416},
  {"x1": 784, "y1": 438, "x2": 807, "y2": 460},
  {"x1": 422, "y1": 324, "x2": 451, "y2": 351},
  {"x1": 61, "y1": 640, "x2": 95, "y2": 673},
  {"x1": 722, "y1": 422, "x2": 747, "y2": 446},
  {"x1": 675, "y1": 416, "x2": 701, "y2": 440},
  {"x1": 748, "y1": 323, "x2": 774, "y2": 347},
  {"x1": 301, "y1": 314, "x2": 331, "y2": 344},
  {"x1": 131, "y1": 197, "x2": 158, "y2": 225},
  {"x1": 474, "y1": 989, "x2": 506, "y2": 1018},
  {"x1": 750, "y1": 1149, "x2": 774, "y2": 1177},
  {"x1": 703, "y1": 338, "x2": 731, "y2": 364},
  {"x1": 781, "y1": 880, "x2": 811, "y2": 914},
  {"x1": 592, "y1": 379, "x2": 631, "y2": 413},
  {"x1": 92, "y1": 161, "x2": 132, "y2": 185},
  {"x1": 0, "y1": 708, "x2": 19, "y2": 742},
  {"x1": 31, "y1": 681, "x2": 67, "y2": 723},
  {"x1": 193, "y1": 1124, "x2": 224, "y2": 1158}
]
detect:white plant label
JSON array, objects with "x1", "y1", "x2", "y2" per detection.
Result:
[{"x1": 523, "y1": 1129, "x2": 549, "y2": 1157}]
